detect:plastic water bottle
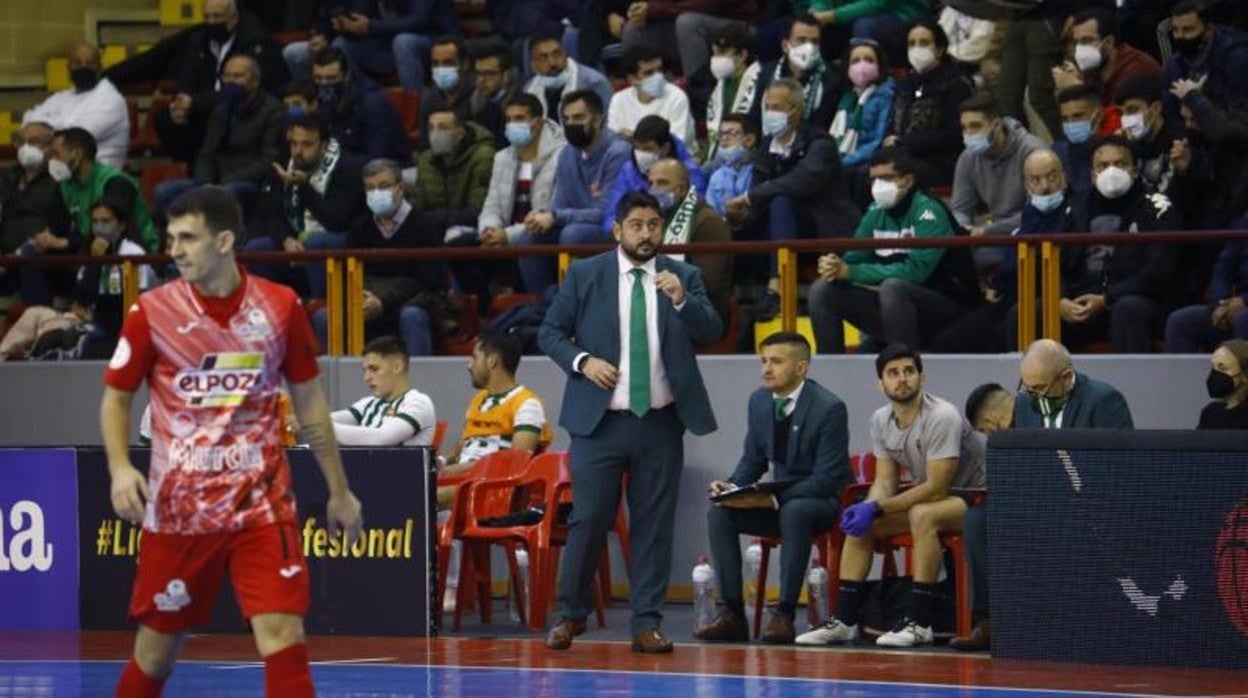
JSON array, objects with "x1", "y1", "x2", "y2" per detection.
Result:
[
  {"x1": 692, "y1": 556, "x2": 717, "y2": 633},
  {"x1": 743, "y1": 543, "x2": 763, "y2": 607},
  {"x1": 806, "y1": 553, "x2": 829, "y2": 630},
  {"x1": 444, "y1": 539, "x2": 462, "y2": 613},
  {"x1": 509, "y1": 548, "x2": 530, "y2": 623}
]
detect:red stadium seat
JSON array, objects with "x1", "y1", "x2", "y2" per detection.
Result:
[{"x1": 139, "y1": 160, "x2": 187, "y2": 214}]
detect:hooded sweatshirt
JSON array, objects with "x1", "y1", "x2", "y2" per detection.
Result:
[{"x1": 949, "y1": 117, "x2": 1045, "y2": 235}]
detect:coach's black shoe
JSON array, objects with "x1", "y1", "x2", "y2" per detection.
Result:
[{"x1": 949, "y1": 619, "x2": 990, "y2": 652}]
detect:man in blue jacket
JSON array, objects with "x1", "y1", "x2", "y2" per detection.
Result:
[
  {"x1": 539, "y1": 190, "x2": 721, "y2": 654},
  {"x1": 1162, "y1": 1, "x2": 1248, "y2": 120},
  {"x1": 600, "y1": 115, "x2": 707, "y2": 233},
  {"x1": 697, "y1": 331, "x2": 850, "y2": 645}
]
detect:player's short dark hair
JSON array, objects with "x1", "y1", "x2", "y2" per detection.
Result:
[
  {"x1": 721, "y1": 113, "x2": 760, "y2": 141},
  {"x1": 561, "y1": 89, "x2": 604, "y2": 118},
  {"x1": 870, "y1": 146, "x2": 920, "y2": 177},
  {"x1": 1171, "y1": 0, "x2": 1210, "y2": 22},
  {"x1": 476, "y1": 329, "x2": 522, "y2": 375},
  {"x1": 1057, "y1": 84, "x2": 1102, "y2": 108},
  {"x1": 959, "y1": 93, "x2": 1000, "y2": 119},
  {"x1": 1071, "y1": 8, "x2": 1118, "y2": 41},
  {"x1": 282, "y1": 80, "x2": 317, "y2": 103},
  {"x1": 312, "y1": 47, "x2": 349, "y2": 72},
  {"x1": 1093, "y1": 135, "x2": 1136, "y2": 164},
  {"x1": 908, "y1": 17, "x2": 949, "y2": 53},
  {"x1": 363, "y1": 335, "x2": 409, "y2": 365},
  {"x1": 506, "y1": 92, "x2": 544, "y2": 120},
  {"x1": 166, "y1": 185, "x2": 244, "y2": 237},
  {"x1": 624, "y1": 41, "x2": 663, "y2": 76},
  {"x1": 760, "y1": 331, "x2": 811, "y2": 360},
  {"x1": 614, "y1": 190, "x2": 662, "y2": 224},
  {"x1": 1114, "y1": 74, "x2": 1163, "y2": 105},
  {"x1": 875, "y1": 343, "x2": 923, "y2": 378},
  {"x1": 965, "y1": 382, "x2": 1009, "y2": 424},
  {"x1": 54, "y1": 127, "x2": 97, "y2": 162},
  {"x1": 633, "y1": 115, "x2": 673, "y2": 149},
  {"x1": 286, "y1": 113, "x2": 330, "y2": 141}
]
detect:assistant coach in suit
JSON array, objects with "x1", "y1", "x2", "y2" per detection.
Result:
[
  {"x1": 539, "y1": 190, "x2": 722, "y2": 653},
  {"x1": 1014, "y1": 339, "x2": 1134, "y2": 429},
  {"x1": 698, "y1": 331, "x2": 851, "y2": 645}
]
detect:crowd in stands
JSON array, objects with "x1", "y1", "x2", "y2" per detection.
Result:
[{"x1": 3, "y1": 0, "x2": 1248, "y2": 359}]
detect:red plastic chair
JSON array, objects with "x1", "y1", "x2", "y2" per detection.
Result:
[
  {"x1": 432, "y1": 421, "x2": 448, "y2": 452},
  {"x1": 544, "y1": 461, "x2": 623, "y2": 630},
  {"x1": 383, "y1": 87, "x2": 422, "y2": 144},
  {"x1": 750, "y1": 529, "x2": 842, "y2": 638},
  {"x1": 139, "y1": 160, "x2": 187, "y2": 214},
  {"x1": 436, "y1": 449, "x2": 533, "y2": 629}
]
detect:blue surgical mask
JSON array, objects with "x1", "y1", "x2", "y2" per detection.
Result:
[
  {"x1": 719, "y1": 143, "x2": 746, "y2": 164},
  {"x1": 543, "y1": 67, "x2": 569, "y2": 91},
  {"x1": 1030, "y1": 191, "x2": 1065, "y2": 213},
  {"x1": 762, "y1": 109, "x2": 790, "y2": 138},
  {"x1": 367, "y1": 188, "x2": 398, "y2": 218},
  {"x1": 963, "y1": 131, "x2": 990, "y2": 154},
  {"x1": 648, "y1": 185, "x2": 677, "y2": 212},
  {"x1": 432, "y1": 66, "x2": 460, "y2": 91},
  {"x1": 1062, "y1": 120, "x2": 1093, "y2": 144},
  {"x1": 640, "y1": 72, "x2": 667, "y2": 99},
  {"x1": 286, "y1": 106, "x2": 305, "y2": 121},
  {"x1": 505, "y1": 122, "x2": 534, "y2": 148}
]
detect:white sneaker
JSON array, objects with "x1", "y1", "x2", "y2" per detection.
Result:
[
  {"x1": 875, "y1": 619, "x2": 934, "y2": 647},
  {"x1": 795, "y1": 617, "x2": 858, "y2": 645}
]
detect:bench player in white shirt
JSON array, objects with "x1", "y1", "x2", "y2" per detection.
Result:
[{"x1": 332, "y1": 335, "x2": 436, "y2": 447}]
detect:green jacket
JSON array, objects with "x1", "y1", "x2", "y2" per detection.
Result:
[
  {"x1": 412, "y1": 121, "x2": 495, "y2": 230},
  {"x1": 844, "y1": 189, "x2": 952, "y2": 285},
  {"x1": 810, "y1": 0, "x2": 929, "y2": 24},
  {"x1": 60, "y1": 162, "x2": 158, "y2": 251}
]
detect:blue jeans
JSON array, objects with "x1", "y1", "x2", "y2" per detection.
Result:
[
  {"x1": 311, "y1": 304, "x2": 432, "y2": 356},
  {"x1": 337, "y1": 33, "x2": 429, "y2": 91},
  {"x1": 1164, "y1": 303, "x2": 1248, "y2": 352},
  {"x1": 516, "y1": 221, "x2": 608, "y2": 293}
]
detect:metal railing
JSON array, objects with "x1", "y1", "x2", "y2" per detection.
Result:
[{"x1": 4, "y1": 229, "x2": 1243, "y2": 355}]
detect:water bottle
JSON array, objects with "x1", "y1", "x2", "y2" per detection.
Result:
[
  {"x1": 692, "y1": 555, "x2": 717, "y2": 633},
  {"x1": 509, "y1": 548, "x2": 530, "y2": 623},
  {"x1": 806, "y1": 553, "x2": 829, "y2": 630},
  {"x1": 743, "y1": 543, "x2": 763, "y2": 607},
  {"x1": 444, "y1": 539, "x2": 463, "y2": 613}
]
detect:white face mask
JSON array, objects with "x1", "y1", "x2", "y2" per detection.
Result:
[
  {"x1": 1095, "y1": 166, "x2": 1134, "y2": 199},
  {"x1": 871, "y1": 178, "x2": 901, "y2": 209},
  {"x1": 47, "y1": 158, "x2": 72, "y2": 182},
  {"x1": 787, "y1": 42, "x2": 820, "y2": 71},
  {"x1": 710, "y1": 55, "x2": 737, "y2": 81},
  {"x1": 1074, "y1": 43, "x2": 1104, "y2": 71},
  {"x1": 1121, "y1": 112, "x2": 1148, "y2": 139},
  {"x1": 17, "y1": 143, "x2": 45, "y2": 170},
  {"x1": 907, "y1": 46, "x2": 937, "y2": 73},
  {"x1": 634, "y1": 150, "x2": 660, "y2": 174}
]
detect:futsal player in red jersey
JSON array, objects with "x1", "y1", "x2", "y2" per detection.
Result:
[{"x1": 100, "y1": 186, "x2": 363, "y2": 697}]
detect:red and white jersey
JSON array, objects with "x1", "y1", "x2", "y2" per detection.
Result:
[{"x1": 104, "y1": 270, "x2": 320, "y2": 534}]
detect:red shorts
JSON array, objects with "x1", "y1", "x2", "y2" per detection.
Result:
[{"x1": 128, "y1": 523, "x2": 309, "y2": 633}]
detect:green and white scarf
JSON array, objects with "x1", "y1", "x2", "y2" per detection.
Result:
[
  {"x1": 830, "y1": 85, "x2": 876, "y2": 155},
  {"x1": 287, "y1": 138, "x2": 342, "y2": 239},
  {"x1": 663, "y1": 187, "x2": 700, "y2": 261},
  {"x1": 772, "y1": 59, "x2": 826, "y2": 121}
]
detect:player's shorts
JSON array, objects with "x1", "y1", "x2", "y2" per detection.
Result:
[{"x1": 127, "y1": 522, "x2": 309, "y2": 633}]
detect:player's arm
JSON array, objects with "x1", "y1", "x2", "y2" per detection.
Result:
[
  {"x1": 877, "y1": 457, "x2": 957, "y2": 515},
  {"x1": 511, "y1": 429, "x2": 540, "y2": 453},
  {"x1": 509, "y1": 397, "x2": 545, "y2": 453},
  {"x1": 289, "y1": 376, "x2": 363, "y2": 543},
  {"x1": 332, "y1": 417, "x2": 418, "y2": 446},
  {"x1": 866, "y1": 454, "x2": 899, "y2": 504},
  {"x1": 100, "y1": 385, "x2": 149, "y2": 524},
  {"x1": 330, "y1": 409, "x2": 358, "y2": 425}
]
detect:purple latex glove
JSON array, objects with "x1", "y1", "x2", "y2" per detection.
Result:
[{"x1": 840, "y1": 501, "x2": 882, "y2": 537}]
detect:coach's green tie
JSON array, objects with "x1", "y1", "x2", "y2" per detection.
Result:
[
  {"x1": 629, "y1": 268, "x2": 651, "y2": 417},
  {"x1": 774, "y1": 397, "x2": 791, "y2": 421}
]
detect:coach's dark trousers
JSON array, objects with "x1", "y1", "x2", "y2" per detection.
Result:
[{"x1": 557, "y1": 406, "x2": 684, "y2": 635}]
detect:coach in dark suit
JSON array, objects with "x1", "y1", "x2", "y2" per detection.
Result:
[
  {"x1": 1014, "y1": 339, "x2": 1134, "y2": 429},
  {"x1": 539, "y1": 190, "x2": 722, "y2": 654},
  {"x1": 698, "y1": 332, "x2": 851, "y2": 645}
]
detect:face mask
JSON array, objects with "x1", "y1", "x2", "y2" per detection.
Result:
[
  {"x1": 17, "y1": 143, "x2": 45, "y2": 170},
  {"x1": 1208, "y1": 368, "x2": 1238, "y2": 399},
  {"x1": 429, "y1": 130, "x2": 457, "y2": 157},
  {"x1": 317, "y1": 83, "x2": 343, "y2": 107},
  {"x1": 786, "y1": 42, "x2": 820, "y2": 71},
  {"x1": 1074, "y1": 43, "x2": 1104, "y2": 72},
  {"x1": 1121, "y1": 112, "x2": 1148, "y2": 140},
  {"x1": 963, "y1": 131, "x2": 990, "y2": 154},
  {"x1": 1029, "y1": 393, "x2": 1068, "y2": 421},
  {"x1": 870, "y1": 178, "x2": 901, "y2": 209},
  {"x1": 710, "y1": 55, "x2": 737, "y2": 81},
  {"x1": 543, "y1": 66, "x2": 570, "y2": 91},
  {"x1": 366, "y1": 188, "x2": 398, "y2": 217},
  {"x1": 219, "y1": 82, "x2": 247, "y2": 107},
  {"x1": 762, "y1": 109, "x2": 791, "y2": 138},
  {"x1": 640, "y1": 72, "x2": 667, "y2": 99},
  {"x1": 648, "y1": 185, "x2": 677, "y2": 212},
  {"x1": 848, "y1": 61, "x2": 879, "y2": 88},
  {"x1": 634, "y1": 150, "x2": 660, "y2": 174},
  {"x1": 564, "y1": 123, "x2": 593, "y2": 149},
  {"x1": 907, "y1": 46, "x2": 937, "y2": 73},
  {"x1": 1095, "y1": 166, "x2": 1133, "y2": 199},
  {"x1": 47, "y1": 158, "x2": 72, "y2": 182},
  {"x1": 719, "y1": 143, "x2": 746, "y2": 164},
  {"x1": 1172, "y1": 34, "x2": 1206, "y2": 58},
  {"x1": 505, "y1": 122, "x2": 534, "y2": 148},
  {"x1": 286, "y1": 106, "x2": 305, "y2": 121},
  {"x1": 1030, "y1": 190, "x2": 1065, "y2": 213},
  {"x1": 93, "y1": 221, "x2": 121, "y2": 242},
  {"x1": 432, "y1": 66, "x2": 460, "y2": 92},
  {"x1": 1062, "y1": 120, "x2": 1093, "y2": 144},
  {"x1": 70, "y1": 68, "x2": 99, "y2": 92},
  {"x1": 207, "y1": 22, "x2": 231, "y2": 43}
]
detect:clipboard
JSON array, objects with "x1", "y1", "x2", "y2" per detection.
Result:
[{"x1": 708, "y1": 478, "x2": 801, "y2": 503}]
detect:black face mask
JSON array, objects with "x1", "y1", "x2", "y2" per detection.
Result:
[
  {"x1": 564, "y1": 123, "x2": 595, "y2": 149},
  {"x1": 317, "y1": 83, "x2": 344, "y2": 107},
  {"x1": 1207, "y1": 368, "x2": 1237, "y2": 399},
  {"x1": 70, "y1": 68, "x2": 99, "y2": 92},
  {"x1": 1172, "y1": 34, "x2": 1206, "y2": 58},
  {"x1": 207, "y1": 22, "x2": 232, "y2": 43}
]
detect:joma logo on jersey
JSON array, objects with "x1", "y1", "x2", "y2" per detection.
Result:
[{"x1": 174, "y1": 353, "x2": 265, "y2": 407}]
